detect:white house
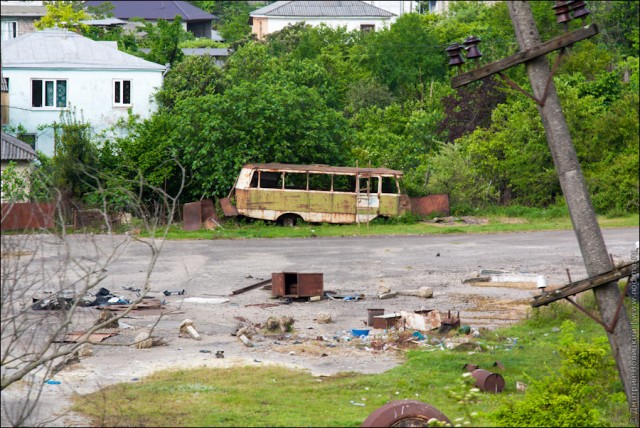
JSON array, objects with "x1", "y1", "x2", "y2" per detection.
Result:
[
  {"x1": 0, "y1": 1, "x2": 46, "y2": 41},
  {"x1": 1, "y1": 28, "x2": 166, "y2": 156},
  {"x1": 249, "y1": 1, "x2": 395, "y2": 40}
]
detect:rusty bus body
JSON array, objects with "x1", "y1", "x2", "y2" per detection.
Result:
[{"x1": 221, "y1": 163, "x2": 411, "y2": 225}]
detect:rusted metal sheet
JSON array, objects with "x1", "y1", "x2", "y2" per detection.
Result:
[
  {"x1": 201, "y1": 199, "x2": 218, "y2": 222},
  {"x1": 410, "y1": 194, "x2": 450, "y2": 216},
  {"x1": 231, "y1": 278, "x2": 272, "y2": 295},
  {"x1": 1, "y1": 202, "x2": 55, "y2": 230},
  {"x1": 58, "y1": 330, "x2": 118, "y2": 343},
  {"x1": 220, "y1": 198, "x2": 238, "y2": 216},
  {"x1": 183, "y1": 201, "x2": 202, "y2": 231},
  {"x1": 471, "y1": 369, "x2": 505, "y2": 393},
  {"x1": 272, "y1": 272, "x2": 323, "y2": 298}
]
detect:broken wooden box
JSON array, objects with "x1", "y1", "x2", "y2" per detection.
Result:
[{"x1": 271, "y1": 272, "x2": 323, "y2": 298}]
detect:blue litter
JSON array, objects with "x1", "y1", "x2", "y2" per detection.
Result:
[
  {"x1": 45, "y1": 380, "x2": 61, "y2": 385},
  {"x1": 412, "y1": 331, "x2": 425, "y2": 341}
]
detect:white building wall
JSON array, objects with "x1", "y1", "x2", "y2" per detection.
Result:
[
  {"x1": 3, "y1": 68, "x2": 163, "y2": 156},
  {"x1": 264, "y1": 16, "x2": 392, "y2": 34}
]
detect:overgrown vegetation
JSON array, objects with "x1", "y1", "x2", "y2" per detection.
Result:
[
  {"x1": 18, "y1": 1, "x2": 637, "y2": 218},
  {"x1": 73, "y1": 298, "x2": 634, "y2": 427}
]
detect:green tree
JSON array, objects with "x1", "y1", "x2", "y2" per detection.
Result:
[
  {"x1": 362, "y1": 13, "x2": 445, "y2": 98},
  {"x1": 51, "y1": 108, "x2": 100, "y2": 204},
  {"x1": 173, "y1": 80, "x2": 349, "y2": 199},
  {"x1": 155, "y1": 55, "x2": 226, "y2": 111},
  {"x1": 36, "y1": 1, "x2": 89, "y2": 31},
  {"x1": 143, "y1": 17, "x2": 189, "y2": 66}
]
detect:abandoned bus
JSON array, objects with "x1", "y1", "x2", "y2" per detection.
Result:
[{"x1": 221, "y1": 163, "x2": 411, "y2": 225}]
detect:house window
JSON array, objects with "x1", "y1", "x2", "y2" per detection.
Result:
[
  {"x1": 113, "y1": 79, "x2": 131, "y2": 106},
  {"x1": 31, "y1": 79, "x2": 67, "y2": 108},
  {"x1": 360, "y1": 24, "x2": 375, "y2": 33},
  {"x1": 1, "y1": 21, "x2": 18, "y2": 41}
]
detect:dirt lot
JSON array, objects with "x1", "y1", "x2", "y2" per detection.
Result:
[{"x1": 1, "y1": 227, "x2": 637, "y2": 426}]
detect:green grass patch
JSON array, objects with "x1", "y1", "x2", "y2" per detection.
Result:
[
  {"x1": 73, "y1": 300, "x2": 635, "y2": 427},
  {"x1": 143, "y1": 213, "x2": 638, "y2": 240}
]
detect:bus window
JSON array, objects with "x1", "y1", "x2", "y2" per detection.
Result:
[
  {"x1": 333, "y1": 174, "x2": 356, "y2": 192},
  {"x1": 309, "y1": 173, "x2": 332, "y2": 191},
  {"x1": 260, "y1": 171, "x2": 280, "y2": 189},
  {"x1": 381, "y1": 176, "x2": 398, "y2": 194},
  {"x1": 250, "y1": 171, "x2": 259, "y2": 188},
  {"x1": 284, "y1": 172, "x2": 307, "y2": 190},
  {"x1": 359, "y1": 177, "x2": 379, "y2": 193}
]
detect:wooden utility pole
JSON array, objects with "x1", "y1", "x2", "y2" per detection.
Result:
[{"x1": 451, "y1": 1, "x2": 637, "y2": 418}]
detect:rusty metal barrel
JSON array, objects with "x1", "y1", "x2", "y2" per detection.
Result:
[{"x1": 471, "y1": 369, "x2": 505, "y2": 393}]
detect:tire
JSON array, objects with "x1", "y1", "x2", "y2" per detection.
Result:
[
  {"x1": 278, "y1": 214, "x2": 302, "y2": 227},
  {"x1": 361, "y1": 400, "x2": 451, "y2": 427}
]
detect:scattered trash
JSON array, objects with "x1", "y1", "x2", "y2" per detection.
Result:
[
  {"x1": 122, "y1": 286, "x2": 141, "y2": 296},
  {"x1": 44, "y1": 380, "x2": 61, "y2": 385},
  {"x1": 199, "y1": 349, "x2": 212, "y2": 353},
  {"x1": 216, "y1": 351, "x2": 225, "y2": 359},
  {"x1": 98, "y1": 298, "x2": 164, "y2": 312},
  {"x1": 107, "y1": 296, "x2": 131, "y2": 305},
  {"x1": 551, "y1": 327, "x2": 560, "y2": 333},
  {"x1": 325, "y1": 291, "x2": 366, "y2": 301},
  {"x1": 350, "y1": 401, "x2": 366, "y2": 407},
  {"x1": 458, "y1": 325, "x2": 471, "y2": 335},
  {"x1": 131, "y1": 378, "x2": 139, "y2": 382},
  {"x1": 163, "y1": 289, "x2": 185, "y2": 296},
  {"x1": 516, "y1": 381, "x2": 527, "y2": 392},
  {"x1": 309, "y1": 295, "x2": 322, "y2": 302},
  {"x1": 179, "y1": 319, "x2": 201, "y2": 340},
  {"x1": 412, "y1": 331, "x2": 425, "y2": 341}
]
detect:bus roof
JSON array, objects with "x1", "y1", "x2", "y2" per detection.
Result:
[{"x1": 242, "y1": 163, "x2": 404, "y2": 176}]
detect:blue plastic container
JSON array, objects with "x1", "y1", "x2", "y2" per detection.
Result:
[{"x1": 351, "y1": 329, "x2": 370, "y2": 337}]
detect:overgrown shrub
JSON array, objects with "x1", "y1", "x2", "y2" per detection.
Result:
[{"x1": 492, "y1": 320, "x2": 616, "y2": 427}]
